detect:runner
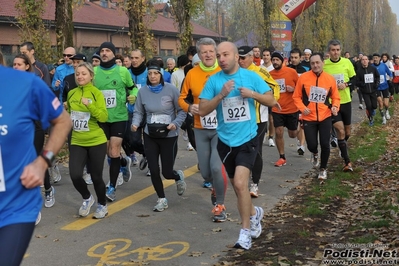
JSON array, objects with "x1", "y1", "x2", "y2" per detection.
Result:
[
  {"x1": 179, "y1": 37, "x2": 228, "y2": 222},
  {"x1": 0, "y1": 65, "x2": 71, "y2": 265},
  {"x1": 67, "y1": 62, "x2": 108, "y2": 218},
  {"x1": 199, "y1": 41, "x2": 279, "y2": 250},
  {"x1": 293, "y1": 53, "x2": 340, "y2": 180}
]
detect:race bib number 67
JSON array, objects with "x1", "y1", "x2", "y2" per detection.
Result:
[{"x1": 0, "y1": 146, "x2": 5, "y2": 192}]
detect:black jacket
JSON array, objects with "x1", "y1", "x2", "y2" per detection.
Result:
[{"x1": 355, "y1": 64, "x2": 380, "y2": 94}]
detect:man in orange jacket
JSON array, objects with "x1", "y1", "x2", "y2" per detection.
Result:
[{"x1": 293, "y1": 53, "x2": 340, "y2": 180}]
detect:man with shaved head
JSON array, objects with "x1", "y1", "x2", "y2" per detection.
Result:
[
  {"x1": 52, "y1": 46, "x2": 76, "y2": 101},
  {"x1": 199, "y1": 41, "x2": 279, "y2": 250}
]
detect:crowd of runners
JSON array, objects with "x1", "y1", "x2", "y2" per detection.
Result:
[{"x1": 1, "y1": 36, "x2": 396, "y2": 265}]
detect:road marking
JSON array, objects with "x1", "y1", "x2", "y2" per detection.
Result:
[
  {"x1": 87, "y1": 238, "x2": 190, "y2": 265},
  {"x1": 62, "y1": 165, "x2": 198, "y2": 230}
]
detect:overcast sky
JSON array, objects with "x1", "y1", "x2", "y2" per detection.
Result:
[{"x1": 388, "y1": 0, "x2": 399, "y2": 22}]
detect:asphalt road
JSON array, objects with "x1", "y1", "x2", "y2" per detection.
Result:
[{"x1": 22, "y1": 96, "x2": 366, "y2": 266}]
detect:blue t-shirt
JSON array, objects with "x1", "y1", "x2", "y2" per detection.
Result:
[
  {"x1": 0, "y1": 66, "x2": 63, "y2": 227},
  {"x1": 372, "y1": 63, "x2": 392, "y2": 90},
  {"x1": 52, "y1": 63, "x2": 74, "y2": 102},
  {"x1": 200, "y1": 67, "x2": 270, "y2": 147}
]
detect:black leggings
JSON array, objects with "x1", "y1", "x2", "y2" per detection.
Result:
[
  {"x1": 69, "y1": 143, "x2": 107, "y2": 205},
  {"x1": 143, "y1": 134, "x2": 180, "y2": 198},
  {"x1": 181, "y1": 114, "x2": 196, "y2": 150},
  {"x1": 34, "y1": 127, "x2": 51, "y2": 190},
  {"x1": 362, "y1": 92, "x2": 378, "y2": 119},
  {"x1": 303, "y1": 117, "x2": 331, "y2": 170},
  {"x1": 252, "y1": 122, "x2": 267, "y2": 184},
  {"x1": 0, "y1": 222, "x2": 35, "y2": 266}
]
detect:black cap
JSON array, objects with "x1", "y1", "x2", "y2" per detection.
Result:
[
  {"x1": 372, "y1": 53, "x2": 381, "y2": 57},
  {"x1": 238, "y1": 46, "x2": 253, "y2": 56},
  {"x1": 70, "y1": 53, "x2": 87, "y2": 61},
  {"x1": 271, "y1": 51, "x2": 284, "y2": 62},
  {"x1": 92, "y1": 51, "x2": 101, "y2": 60},
  {"x1": 99, "y1": 42, "x2": 116, "y2": 55}
]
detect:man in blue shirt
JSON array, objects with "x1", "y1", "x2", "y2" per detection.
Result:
[
  {"x1": 52, "y1": 46, "x2": 76, "y2": 102},
  {"x1": 199, "y1": 41, "x2": 279, "y2": 250},
  {"x1": 0, "y1": 66, "x2": 71, "y2": 265},
  {"x1": 372, "y1": 53, "x2": 393, "y2": 125}
]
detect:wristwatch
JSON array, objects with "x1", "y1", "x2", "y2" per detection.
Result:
[{"x1": 40, "y1": 150, "x2": 55, "y2": 167}]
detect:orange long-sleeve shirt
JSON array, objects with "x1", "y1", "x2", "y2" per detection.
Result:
[
  {"x1": 178, "y1": 65, "x2": 221, "y2": 129},
  {"x1": 270, "y1": 66, "x2": 299, "y2": 114},
  {"x1": 292, "y1": 70, "x2": 340, "y2": 122}
]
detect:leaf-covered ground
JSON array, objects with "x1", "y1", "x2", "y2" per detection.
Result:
[{"x1": 218, "y1": 102, "x2": 399, "y2": 266}]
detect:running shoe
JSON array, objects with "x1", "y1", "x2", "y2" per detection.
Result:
[
  {"x1": 182, "y1": 131, "x2": 188, "y2": 141},
  {"x1": 83, "y1": 173, "x2": 93, "y2": 185},
  {"x1": 202, "y1": 181, "x2": 213, "y2": 189},
  {"x1": 343, "y1": 162, "x2": 353, "y2": 172},
  {"x1": 318, "y1": 168, "x2": 327, "y2": 180},
  {"x1": 250, "y1": 206, "x2": 264, "y2": 238},
  {"x1": 50, "y1": 164, "x2": 62, "y2": 183},
  {"x1": 106, "y1": 186, "x2": 116, "y2": 202},
  {"x1": 249, "y1": 183, "x2": 259, "y2": 198},
  {"x1": 44, "y1": 186, "x2": 55, "y2": 208},
  {"x1": 79, "y1": 195, "x2": 95, "y2": 217},
  {"x1": 146, "y1": 169, "x2": 151, "y2": 176},
  {"x1": 175, "y1": 170, "x2": 186, "y2": 196},
  {"x1": 117, "y1": 172, "x2": 124, "y2": 186},
  {"x1": 359, "y1": 104, "x2": 364, "y2": 110},
  {"x1": 234, "y1": 229, "x2": 252, "y2": 250},
  {"x1": 212, "y1": 204, "x2": 227, "y2": 222},
  {"x1": 297, "y1": 145, "x2": 305, "y2": 156},
  {"x1": 187, "y1": 142, "x2": 194, "y2": 151},
  {"x1": 121, "y1": 156, "x2": 132, "y2": 182},
  {"x1": 274, "y1": 158, "x2": 287, "y2": 167},
  {"x1": 386, "y1": 110, "x2": 391, "y2": 120},
  {"x1": 130, "y1": 153, "x2": 138, "y2": 166},
  {"x1": 35, "y1": 212, "x2": 41, "y2": 226},
  {"x1": 382, "y1": 116, "x2": 387, "y2": 125},
  {"x1": 153, "y1": 198, "x2": 168, "y2": 212},
  {"x1": 311, "y1": 153, "x2": 320, "y2": 168},
  {"x1": 268, "y1": 138, "x2": 275, "y2": 147},
  {"x1": 330, "y1": 136, "x2": 338, "y2": 148},
  {"x1": 139, "y1": 157, "x2": 148, "y2": 170},
  {"x1": 93, "y1": 204, "x2": 108, "y2": 219}
]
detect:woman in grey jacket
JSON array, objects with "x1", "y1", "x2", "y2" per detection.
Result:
[{"x1": 132, "y1": 59, "x2": 187, "y2": 211}]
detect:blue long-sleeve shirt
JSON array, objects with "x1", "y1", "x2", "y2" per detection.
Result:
[
  {"x1": 372, "y1": 63, "x2": 392, "y2": 90},
  {"x1": 52, "y1": 63, "x2": 74, "y2": 102}
]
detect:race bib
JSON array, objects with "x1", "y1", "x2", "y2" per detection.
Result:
[
  {"x1": 222, "y1": 96, "x2": 251, "y2": 123},
  {"x1": 380, "y1": 75, "x2": 385, "y2": 84},
  {"x1": 364, "y1": 74, "x2": 374, "y2": 84},
  {"x1": 102, "y1": 90, "x2": 117, "y2": 108},
  {"x1": 395, "y1": 70, "x2": 399, "y2": 77},
  {"x1": 200, "y1": 110, "x2": 217, "y2": 129},
  {"x1": 71, "y1": 111, "x2": 90, "y2": 131},
  {"x1": 276, "y1": 79, "x2": 286, "y2": 93},
  {"x1": 151, "y1": 114, "x2": 171, "y2": 124},
  {"x1": 0, "y1": 146, "x2": 5, "y2": 192},
  {"x1": 309, "y1": 86, "x2": 327, "y2": 103},
  {"x1": 333, "y1": 74, "x2": 345, "y2": 85}
]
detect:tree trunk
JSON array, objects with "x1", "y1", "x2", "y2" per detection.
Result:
[{"x1": 55, "y1": 0, "x2": 74, "y2": 56}]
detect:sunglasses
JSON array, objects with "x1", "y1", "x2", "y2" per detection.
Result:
[
  {"x1": 239, "y1": 56, "x2": 247, "y2": 60},
  {"x1": 63, "y1": 54, "x2": 74, "y2": 58}
]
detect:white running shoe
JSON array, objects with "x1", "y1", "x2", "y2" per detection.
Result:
[
  {"x1": 268, "y1": 138, "x2": 275, "y2": 147},
  {"x1": 386, "y1": 110, "x2": 391, "y2": 120},
  {"x1": 83, "y1": 173, "x2": 93, "y2": 185},
  {"x1": 93, "y1": 204, "x2": 108, "y2": 219},
  {"x1": 187, "y1": 142, "x2": 194, "y2": 151},
  {"x1": 153, "y1": 198, "x2": 168, "y2": 212},
  {"x1": 382, "y1": 116, "x2": 387, "y2": 125},
  {"x1": 249, "y1": 183, "x2": 259, "y2": 198},
  {"x1": 234, "y1": 229, "x2": 252, "y2": 250},
  {"x1": 44, "y1": 186, "x2": 55, "y2": 208},
  {"x1": 79, "y1": 195, "x2": 95, "y2": 217},
  {"x1": 50, "y1": 164, "x2": 62, "y2": 183},
  {"x1": 117, "y1": 172, "x2": 124, "y2": 186},
  {"x1": 250, "y1": 206, "x2": 264, "y2": 238}
]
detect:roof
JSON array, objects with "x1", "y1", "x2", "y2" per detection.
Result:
[{"x1": 0, "y1": 0, "x2": 224, "y2": 39}]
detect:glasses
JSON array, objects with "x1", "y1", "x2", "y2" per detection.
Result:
[{"x1": 63, "y1": 54, "x2": 74, "y2": 58}]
